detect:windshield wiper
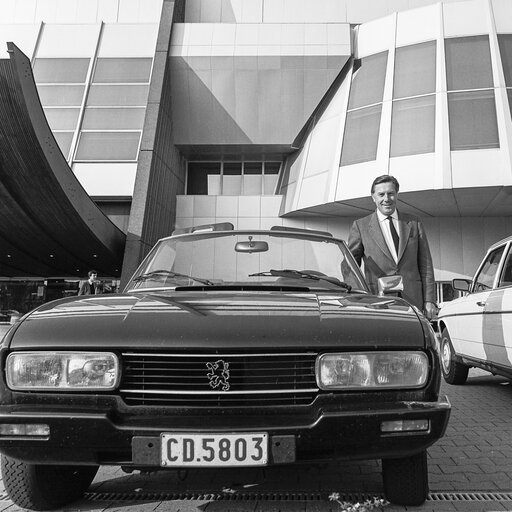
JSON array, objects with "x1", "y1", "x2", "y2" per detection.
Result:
[
  {"x1": 132, "y1": 269, "x2": 214, "y2": 286},
  {"x1": 249, "y1": 269, "x2": 352, "y2": 291}
]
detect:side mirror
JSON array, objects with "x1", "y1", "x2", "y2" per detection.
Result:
[
  {"x1": 378, "y1": 275, "x2": 404, "y2": 296},
  {"x1": 452, "y1": 278, "x2": 471, "y2": 292},
  {"x1": 235, "y1": 240, "x2": 269, "y2": 253}
]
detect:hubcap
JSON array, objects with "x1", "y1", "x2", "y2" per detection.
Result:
[{"x1": 441, "y1": 338, "x2": 451, "y2": 374}]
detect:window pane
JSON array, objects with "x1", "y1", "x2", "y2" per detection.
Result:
[
  {"x1": 498, "y1": 34, "x2": 512, "y2": 87},
  {"x1": 348, "y1": 51, "x2": 388, "y2": 109},
  {"x1": 340, "y1": 105, "x2": 382, "y2": 166},
  {"x1": 264, "y1": 162, "x2": 281, "y2": 174},
  {"x1": 75, "y1": 132, "x2": 141, "y2": 160},
  {"x1": 87, "y1": 84, "x2": 149, "y2": 106},
  {"x1": 33, "y1": 58, "x2": 90, "y2": 83},
  {"x1": 37, "y1": 85, "x2": 85, "y2": 106},
  {"x1": 499, "y1": 246, "x2": 512, "y2": 287},
  {"x1": 445, "y1": 36, "x2": 493, "y2": 90},
  {"x1": 474, "y1": 246, "x2": 505, "y2": 292},
  {"x1": 187, "y1": 163, "x2": 221, "y2": 195},
  {"x1": 244, "y1": 162, "x2": 262, "y2": 175},
  {"x1": 391, "y1": 95, "x2": 435, "y2": 157},
  {"x1": 53, "y1": 132, "x2": 73, "y2": 158},
  {"x1": 43, "y1": 108, "x2": 80, "y2": 130},
  {"x1": 223, "y1": 162, "x2": 242, "y2": 175},
  {"x1": 393, "y1": 41, "x2": 436, "y2": 99},
  {"x1": 93, "y1": 58, "x2": 152, "y2": 83},
  {"x1": 448, "y1": 90, "x2": 499, "y2": 150},
  {"x1": 82, "y1": 108, "x2": 146, "y2": 129}
]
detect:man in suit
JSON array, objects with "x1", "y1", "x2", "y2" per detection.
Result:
[
  {"x1": 347, "y1": 175, "x2": 437, "y2": 319},
  {"x1": 78, "y1": 270, "x2": 99, "y2": 296}
]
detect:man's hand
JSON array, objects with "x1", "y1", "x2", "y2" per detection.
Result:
[{"x1": 423, "y1": 301, "x2": 437, "y2": 320}]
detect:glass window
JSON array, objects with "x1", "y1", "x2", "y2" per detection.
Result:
[
  {"x1": 33, "y1": 58, "x2": 90, "y2": 83},
  {"x1": 92, "y1": 58, "x2": 153, "y2": 83},
  {"x1": 498, "y1": 34, "x2": 512, "y2": 87},
  {"x1": 53, "y1": 132, "x2": 74, "y2": 158},
  {"x1": 340, "y1": 105, "x2": 382, "y2": 166},
  {"x1": 390, "y1": 95, "x2": 435, "y2": 157},
  {"x1": 81, "y1": 107, "x2": 146, "y2": 130},
  {"x1": 187, "y1": 163, "x2": 221, "y2": 195},
  {"x1": 87, "y1": 84, "x2": 150, "y2": 106},
  {"x1": 75, "y1": 132, "x2": 141, "y2": 161},
  {"x1": 499, "y1": 245, "x2": 512, "y2": 287},
  {"x1": 37, "y1": 85, "x2": 85, "y2": 106},
  {"x1": 43, "y1": 108, "x2": 80, "y2": 130},
  {"x1": 393, "y1": 41, "x2": 436, "y2": 99},
  {"x1": 348, "y1": 52, "x2": 388, "y2": 109},
  {"x1": 244, "y1": 162, "x2": 262, "y2": 175},
  {"x1": 264, "y1": 162, "x2": 281, "y2": 174},
  {"x1": 448, "y1": 90, "x2": 499, "y2": 150},
  {"x1": 445, "y1": 36, "x2": 493, "y2": 91},
  {"x1": 473, "y1": 246, "x2": 505, "y2": 292}
]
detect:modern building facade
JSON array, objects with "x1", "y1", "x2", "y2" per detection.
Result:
[{"x1": 0, "y1": 0, "x2": 511, "y2": 313}]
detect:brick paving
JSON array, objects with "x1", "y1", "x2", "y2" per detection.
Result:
[{"x1": 0, "y1": 323, "x2": 511, "y2": 511}]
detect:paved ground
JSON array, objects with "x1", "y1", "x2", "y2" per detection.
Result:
[{"x1": 0, "y1": 322, "x2": 511, "y2": 511}]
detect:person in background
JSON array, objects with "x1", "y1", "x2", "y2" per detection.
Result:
[
  {"x1": 78, "y1": 270, "x2": 99, "y2": 296},
  {"x1": 347, "y1": 175, "x2": 437, "y2": 319}
]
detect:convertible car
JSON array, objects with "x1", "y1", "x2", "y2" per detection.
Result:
[{"x1": 0, "y1": 224, "x2": 450, "y2": 509}]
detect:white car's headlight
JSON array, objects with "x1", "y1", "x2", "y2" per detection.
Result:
[
  {"x1": 6, "y1": 352, "x2": 120, "y2": 391},
  {"x1": 316, "y1": 352, "x2": 429, "y2": 390}
]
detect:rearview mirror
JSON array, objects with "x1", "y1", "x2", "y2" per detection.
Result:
[
  {"x1": 235, "y1": 239, "x2": 269, "y2": 253},
  {"x1": 452, "y1": 278, "x2": 470, "y2": 292},
  {"x1": 378, "y1": 275, "x2": 404, "y2": 296}
]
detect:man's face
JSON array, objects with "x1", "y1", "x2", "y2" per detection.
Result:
[
  {"x1": 371, "y1": 182, "x2": 397, "y2": 216},
  {"x1": 90, "y1": 273, "x2": 98, "y2": 282}
]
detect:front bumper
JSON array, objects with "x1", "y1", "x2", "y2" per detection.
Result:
[{"x1": 0, "y1": 396, "x2": 450, "y2": 466}]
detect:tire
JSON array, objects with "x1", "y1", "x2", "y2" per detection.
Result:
[
  {"x1": 382, "y1": 450, "x2": 428, "y2": 506},
  {"x1": 440, "y1": 328, "x2": 469, "y2": 385},
  {"x1": 1, "y1": 455, "x2": 98, "y2": 510}
]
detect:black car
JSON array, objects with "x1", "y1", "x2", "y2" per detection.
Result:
[{"x1": 0, "y1": 224, "x2": 450, "y2": 509}]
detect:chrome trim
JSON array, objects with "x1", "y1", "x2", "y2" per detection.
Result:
[
  {"x1": 122, "y1": 352, "x2": 317, "y2": 357},
  {"x1": 120, "y1": 388, "x2": 318, "y2": 395}
]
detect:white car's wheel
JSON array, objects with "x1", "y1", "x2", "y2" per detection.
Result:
[{"x1": 440, "y1": 328, "x2": 469, "y2": 385}]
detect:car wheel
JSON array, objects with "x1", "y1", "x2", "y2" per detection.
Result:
[
  {"x1": 1, "y1": 454, "x2": 98, "y2": 510},
  {"x1": 382, "y1": 450, "x2": 428, "y2": 506},
  {"x1": 440, "y1": 328, "x2": 469, "y2": 385}
]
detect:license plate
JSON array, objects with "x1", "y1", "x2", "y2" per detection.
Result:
[{"x1": 160, "y1": 433, "x2": 268, "y2": 467}]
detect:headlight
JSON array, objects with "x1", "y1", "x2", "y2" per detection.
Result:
[
  {"x1": 316, "y1": 352, "x2": 429, "y2": 390},
  {"x1": 6, "y1": 352, "x2": 120, "y2": 391}
]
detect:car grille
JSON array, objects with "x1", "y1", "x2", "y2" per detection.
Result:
[{"x1": 120, "y1": 352, "x2": 318, "y2": 407}]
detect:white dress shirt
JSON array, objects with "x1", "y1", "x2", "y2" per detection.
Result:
[{"x1": 376, "y1": 209, "x2": 399, "y2": 263}]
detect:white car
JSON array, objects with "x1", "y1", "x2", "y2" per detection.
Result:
[{"x1": 438, "y1": 235, "x2": 512, "y2": 384}]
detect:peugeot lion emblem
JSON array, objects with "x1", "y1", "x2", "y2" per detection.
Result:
[{"x1": 206, "y1": 359, "x2": 230, "y2": 391}]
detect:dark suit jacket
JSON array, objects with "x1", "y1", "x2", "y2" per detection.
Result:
[
  {"x1": 348, "y1": 211, "x2": 435, "y2": 310},
  {"x1": 78, "y1": 281, "x2": 97, "y2": 295}
]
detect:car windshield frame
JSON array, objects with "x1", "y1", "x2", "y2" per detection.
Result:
[{"x1": 124, "y1": 229, "x2": 369, "y2": 294}]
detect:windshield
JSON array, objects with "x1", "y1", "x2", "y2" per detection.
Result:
[{"x1": 125, "y1": 231, "x2": 368, "y2": 293}]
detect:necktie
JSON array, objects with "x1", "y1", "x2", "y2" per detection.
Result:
[{"x1": 387, "y1": 216, "x2": 399, "y2": 254}]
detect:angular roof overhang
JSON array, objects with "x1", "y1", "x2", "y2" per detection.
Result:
[{"x1": 0, "y1": 43, "x2": 126, "y2": 278}]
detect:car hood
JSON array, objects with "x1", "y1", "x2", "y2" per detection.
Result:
[{"x1": 6, "y1": 291, "x2": 425, "y2": 350}]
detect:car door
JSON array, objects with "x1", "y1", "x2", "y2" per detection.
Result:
[
  {"x1": 453, "y1": 244, "x2": 506, "y2": 360},
  {"x1": 482, "y1": 242, "x2": 512, "y2": 368}
]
